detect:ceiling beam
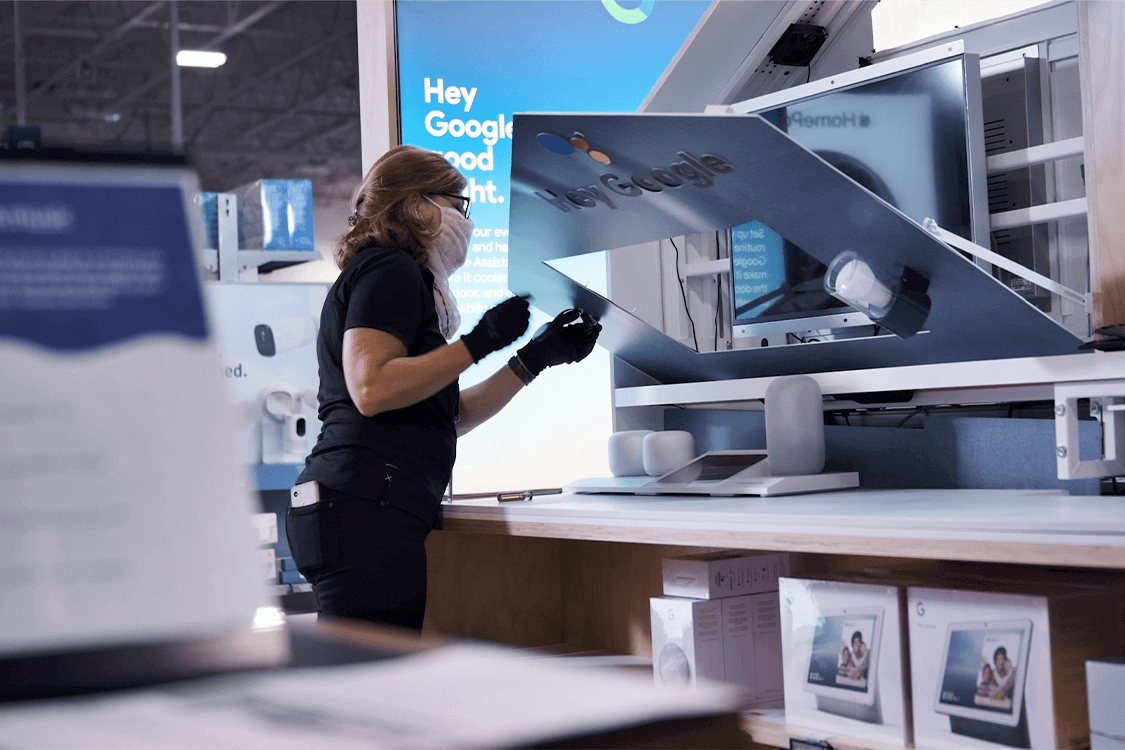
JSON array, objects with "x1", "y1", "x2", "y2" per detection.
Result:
[
  {"x1": 277, "y1": 117, "x2": 359, "y2": 153},
  {"x1": 194, "y1": 117, "x2": 359, "y2": 187},
  {"x1": 194, "y1": 118, "x2": 358, "y2": 161},
  {"x1": 112, "y1": 1, "x2": 287, "y2": 111},
  {"x1": 232, "y1": 84, "x2": 356, "y2": 143},
  {"x1": 184, "y1": 25, "x2": 354, "y2": 141},
  {"x1": 24, "y1": 2, "x2": 165, "y2": 106}
]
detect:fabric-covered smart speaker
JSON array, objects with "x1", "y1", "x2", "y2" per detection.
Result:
[{"x1": 765, "y1": 375, "x2": 825, "y2": 476}]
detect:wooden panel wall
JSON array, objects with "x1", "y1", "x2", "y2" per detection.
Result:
[
  {"x1": 1078, "y1": 1, "x2": 1125, "y2": 330},
  {"x1": 423, "y1": 531, "x2": 565, "y2": 647},
  {"x1": 559, "y1": 541, "x2": 722, "y2": 657},
  {"x1": 425, "y1": 531, "x2": 1125, "y2": 658}
]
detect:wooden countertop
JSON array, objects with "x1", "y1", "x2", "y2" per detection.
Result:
[{"x1": 439, "y1": 488, "x2": 1125, "y2": 568}]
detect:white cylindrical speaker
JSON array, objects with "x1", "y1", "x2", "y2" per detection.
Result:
[
  {"x1": 607, "y1": 430, "x2": 654, "y2": 477},
  {"x1": 642, "y1": 431, "x2": 696, "y2": 477},
  {"x1": 764, "y1": 375, "x2": 825, "y2": 476}
]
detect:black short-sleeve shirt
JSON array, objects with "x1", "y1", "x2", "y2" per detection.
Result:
[{"x1": 297, "y1": 246, "x2": 457, "y2": 524}]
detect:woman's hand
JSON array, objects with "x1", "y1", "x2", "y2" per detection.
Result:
[
  {"x1": 514, "y1": 308, "x2": 602, "y2": 377},
  {"x1": 460, "y1": 295, "x2": 531, "y2": 362}
]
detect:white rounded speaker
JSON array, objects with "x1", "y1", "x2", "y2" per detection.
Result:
[
  {"x1": 642, "y1": 431, "x2": 696, "y2": 477},
  {"x1": 765, "y1": 374, "x2": 825, "y2": 476},
  {"x1": 607, "y1": 430, "x2": 654, "y2": 477}
]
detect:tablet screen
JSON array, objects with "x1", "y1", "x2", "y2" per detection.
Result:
[
  {"x1": 807, "y1": 614, "x2": 878, "y2": 693},
  {"x1": 938, "y1": 627, "x2": 1025, "y2": 715}
]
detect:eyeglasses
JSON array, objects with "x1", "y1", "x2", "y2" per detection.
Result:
[{"x1": 428, "y1": 192, "x2": 472, "y2": 219}]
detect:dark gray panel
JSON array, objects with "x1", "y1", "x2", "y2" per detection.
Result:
[{"x1": 508, "y1": 113, "x2": 1086, "y2": 384}]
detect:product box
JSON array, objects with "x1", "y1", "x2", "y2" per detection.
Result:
[
  {"x1": 779, "y1": 577, "x2": 910, "y2": 749},
  {"x1": 909, "y1": 585, "x2": 1120, "y2": 749},
  {"x1": 251, "y1": 512, "x2": 279, "y2": 545},
  {"x1": 197, "y1": 191, "x2": 220, "y2": 249},
  {"x1": 721, "y1": 592, "x2": 784, "y2": 707},
  {"x1": 259, "y1": 547, "x2": 277, "y2": 581},
  {"x1": 233, "y1": 178, "x2": 315, "y2": 251},
  {"x1": 651, "y1": 592, "x2": 783, "y2": 708},
  {"x1": 1087, "y1": 657, "x2": 1125, "y2": 749},
  {"x1": 663, "y1": 551, "x2": 791, "y2": 600},
  {"x1": 651, "y1": 597, "x2": 724, "y2": 688}
]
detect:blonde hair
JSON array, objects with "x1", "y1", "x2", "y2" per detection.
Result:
[{"x1": 335, "y1": 145, "x2": 467, "y2": 269}]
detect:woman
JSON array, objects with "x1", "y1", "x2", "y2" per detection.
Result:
[{"x1": 287, "y1": 145, "x2": 600, "y2": 630}]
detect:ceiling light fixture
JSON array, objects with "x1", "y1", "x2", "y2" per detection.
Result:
[{"x1": 176, "y1": 50, "x2": 227, "y2": 68}]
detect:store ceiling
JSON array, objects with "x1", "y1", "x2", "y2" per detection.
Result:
[{"x1": 0, "y1": 0, "x2": 362, "y2": 197}]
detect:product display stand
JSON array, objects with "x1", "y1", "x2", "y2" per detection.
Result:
[
  {"x1": 816, "y1": 693, "x2": 883, "y2": 725},
  {"x1": 950, "y1": 704, "x2": 1031, "y2": 749}
]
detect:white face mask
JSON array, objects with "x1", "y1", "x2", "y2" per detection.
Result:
[
  {"x1": 428, "y1": 201, "x2": 474, "y2": 274},
  {"x1": 424, "y1": 197, "x2": 475, "y2": 339}
]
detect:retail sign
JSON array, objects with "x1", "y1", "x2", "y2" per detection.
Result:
[
  {"x1": 394, "y1": 0, "x2": 710, "y2": 492},
  {"x1": 0, "y1": 161, "x2": 272, "y2": 656},
  {"x1": 396, "y1": 0, "x2": 711, "y2": 329}
]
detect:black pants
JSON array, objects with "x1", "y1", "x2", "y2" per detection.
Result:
[{"x1": 285, "y1": 484, "x2": 433, "y2": 630}]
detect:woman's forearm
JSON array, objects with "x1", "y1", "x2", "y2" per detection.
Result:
[{"x1": 456, "y1": 365, "x2": 524, "y2": 436}]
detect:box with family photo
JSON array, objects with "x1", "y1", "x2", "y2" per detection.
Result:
[
  {"x1": 908, "y1": 585, "x2": 1120, "y2": 750},
  {"x1": 779, "y1": 577, "x2": 910, "y2": 749}
]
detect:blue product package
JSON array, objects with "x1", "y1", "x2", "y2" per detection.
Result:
[
  {"x1": 235, "y1": 178, "x2": 315, "y2": 251},
  {"x1": 280, "y1": 569, "x2": 308, "y2": 584},
  {"x1": 197, "y1": 191, "x2": 219, "y2": 249},
  {"x1": 284, "y1": 179, "x2": 315, "y2": 251}
]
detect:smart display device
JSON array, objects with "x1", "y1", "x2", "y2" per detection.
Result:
[
  {"x1": 933, "y1": 619, "x2": 1033, "y2": 746},
  {"x1": 725, "y1": 42, "x2": 987, "y2": 347},
  {"x1": 802, "y1": 606, "x2": 884, "y2": 722}
]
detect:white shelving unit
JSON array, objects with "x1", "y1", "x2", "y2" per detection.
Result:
[{"x1": 441, "y1": 488, "x2": 1125, "y2": 569}]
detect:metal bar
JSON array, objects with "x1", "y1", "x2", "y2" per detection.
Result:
[
  {"x1": 114, "y1": 1, "x2": 287, "y2": 112},
  {"x1": 986, "y1": 136, "x2": 1085, "y2": 173},
  {"x1": 13, "y1": 0, "x2": 26, "y2": 125},
  {"x1": 989, "y1": 197, "x2": 1089, "y2": 230},
  {"x1": 683, "y1": 259, "x2": 730, "y2": 278},
  {"x1": 169, "y1": 0, "x2": 183, "y2": 150},
  {"x1": 926, "y1": 220, "x2": 1087, "y2": 306},
  {"x1": 25, "y1": 2, "x2": 165, "y2": 106}
]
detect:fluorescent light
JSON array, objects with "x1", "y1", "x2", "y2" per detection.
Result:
[{"x1": 176, "y1": 50, "x2": 227, "y2": 68}]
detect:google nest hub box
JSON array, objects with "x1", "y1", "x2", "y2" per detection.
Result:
[
  {"x1": 780, "y1": 578, "x2": 909, "y2": 748},
  {"x1": 909, "y1": 585, "x2": 1120, "y2": 750}
]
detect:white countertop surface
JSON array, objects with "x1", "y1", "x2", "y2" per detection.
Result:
[{"x1": 441, "y1": 488, "x2": 1125, "y2": 560}]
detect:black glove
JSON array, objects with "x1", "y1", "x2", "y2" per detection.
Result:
[
  {"x1": 460, "y1": 295, "x2": 531, "y2": 363},
  {"x1": 515, "y1": 308, "x2": 602, "y2": 379}
]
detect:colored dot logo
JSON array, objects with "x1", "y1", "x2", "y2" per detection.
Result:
[
  {"x1": 602, "y1": 0, "x2": 654, "y2": 24},
  {"x1": 536, "y1": 132, "x2": 612, "y2": 164}
]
